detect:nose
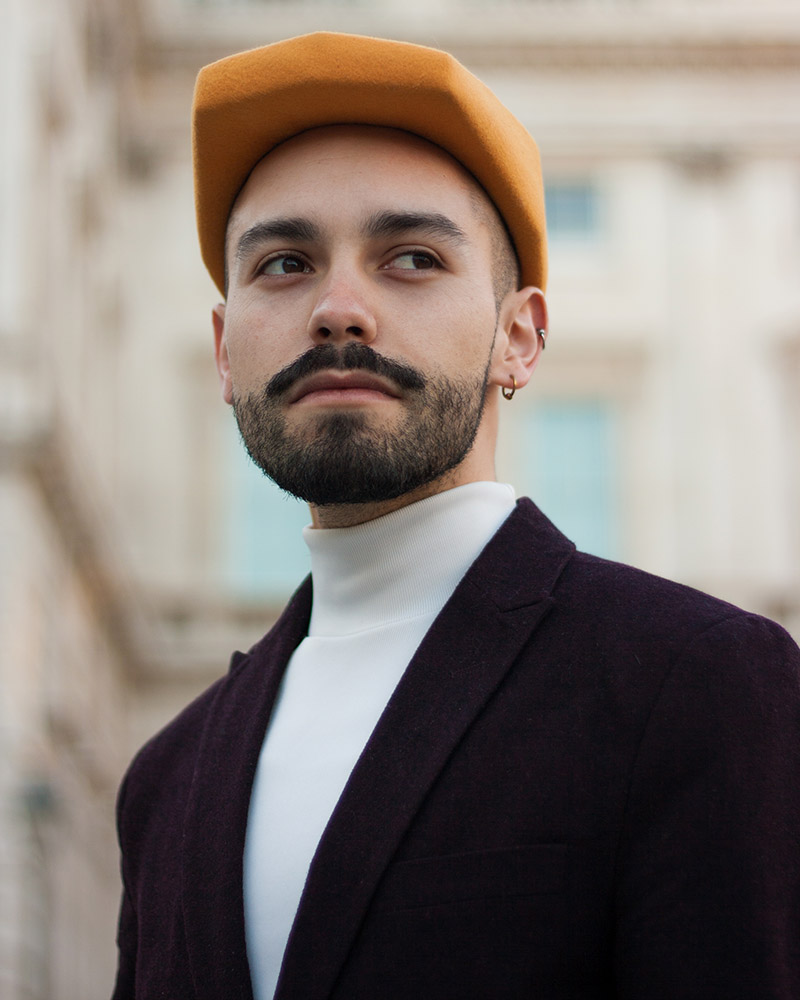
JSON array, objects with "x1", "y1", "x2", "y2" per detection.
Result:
[{"x1": 306, "y1": 267, "x2": 378, "y2": 346}]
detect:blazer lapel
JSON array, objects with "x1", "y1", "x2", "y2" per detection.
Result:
[
  {"x1": 275, "y1": 500, "x2": 575, "y2": 1000},
  {"x1": 181, "y1": 580, "x2": 312, "y2": 1000}
]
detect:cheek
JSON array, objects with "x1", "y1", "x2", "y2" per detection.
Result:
[
  {"x1": 223, "y1": 303, "x2": 300, "y2": 385},
  {"x1": 419, "y1": 297, "x2": 498, "y2": 371}
]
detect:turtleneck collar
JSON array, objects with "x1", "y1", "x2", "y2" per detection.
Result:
[{"x1": 303, "y1": 482, "x2": 516, "y2": 637}]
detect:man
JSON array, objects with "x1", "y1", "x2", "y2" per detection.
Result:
[{"x1": 112, "y1": 32, "x2": 800, "y2": 1000}]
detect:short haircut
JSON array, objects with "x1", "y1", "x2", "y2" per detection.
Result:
[{"x1": 469, "y1": 187, "x2": 521, "y2": 303}]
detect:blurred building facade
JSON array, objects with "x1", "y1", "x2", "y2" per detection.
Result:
[{"x1": 1, "y1": 0, "x2": 799, "y2": 996}]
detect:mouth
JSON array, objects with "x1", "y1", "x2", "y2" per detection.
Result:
[{"x1": 288, "y1": 370, "x2": 403, "y2": 406}]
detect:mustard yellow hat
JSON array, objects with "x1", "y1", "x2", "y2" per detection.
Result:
[{"x1": 192, "y1": 31, "x2": 547, "y2": 295}]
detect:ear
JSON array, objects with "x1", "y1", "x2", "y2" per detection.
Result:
[
  {"x1": 488, "y1": 287, "x2": 548, "y2": 395},
  {"x1": 212, "y1": 303, "x2": 233, "y2": 405}
]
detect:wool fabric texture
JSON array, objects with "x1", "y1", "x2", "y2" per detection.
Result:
[
  {"x1": 112, "y1": 499, "x2": 800, "y2": 999},
  {"x1": 192, "y1": 31, "x2": 547, "y2": 295}
]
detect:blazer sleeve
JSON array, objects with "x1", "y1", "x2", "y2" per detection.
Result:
[
  {"x1": 111, "y1": 883, "x2": 137, "y2": 1000},
  {"x1": 613, "y1": 613, "x2": 800, "y2": 999}
]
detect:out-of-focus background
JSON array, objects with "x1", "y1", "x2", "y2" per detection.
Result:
[{"x1": 1, "y1": 0, "x2": 799, "y2": 995}]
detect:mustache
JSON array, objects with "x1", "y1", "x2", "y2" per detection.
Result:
[{"x1": 266, "y1": 342, "x2": 427, "y2": 398}]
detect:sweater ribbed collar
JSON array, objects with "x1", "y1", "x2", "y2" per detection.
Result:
[{"x1": 303, "y1": 482, "x2": 516, "y2": 638}]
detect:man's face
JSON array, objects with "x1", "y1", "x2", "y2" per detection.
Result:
[{"x1": 214, "y1": 126, "x2": 521, "y2": 510}]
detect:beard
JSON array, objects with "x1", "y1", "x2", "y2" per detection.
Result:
[{"x1": 232, "y1": 341, "x2": 492, "y2": 506}]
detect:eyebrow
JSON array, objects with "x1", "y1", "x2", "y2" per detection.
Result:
[
  {"x1": 231, "y1": 209, "x2": 471, "y2": 280},
  {"x1": 234, "y1": 218, "x2": 322, "y2": 264},
  {"x1": 363, "y1": 210, "x2": 469, "y2": 248}
]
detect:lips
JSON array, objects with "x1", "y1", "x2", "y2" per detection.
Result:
[{"x1": 288, "y1": 370, "x2": 402, "y2": 404}]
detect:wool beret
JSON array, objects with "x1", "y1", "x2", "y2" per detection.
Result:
[{"x1": 192, "y1": 31, "x2": 547, "y2": 295}]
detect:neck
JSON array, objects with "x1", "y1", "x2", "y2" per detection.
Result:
[{"x1": 303, "y1": 480, "x2": 516, "y2": 636}]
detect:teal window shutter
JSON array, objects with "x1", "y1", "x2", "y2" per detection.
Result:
[
  {"x1": 522, "y1": 400, "x2": 619, "y2": 559},
  {"x1": 224, "y1": 424, "x2": 311, "y2": 598},
  {"x1": 544, "y1": 181, "x2": 598, "y2": 240}
]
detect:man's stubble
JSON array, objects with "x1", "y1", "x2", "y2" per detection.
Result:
[{"x1": 232, "y1": 341, "x2": 493, "y2": 506}]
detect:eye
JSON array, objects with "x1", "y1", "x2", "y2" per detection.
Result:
[
  {"x1": 388, "y1": 251, "x2": 439, "y2": 271},
  {"x1": 259, "y1": 254, "x2": 311, "y2": 276}
]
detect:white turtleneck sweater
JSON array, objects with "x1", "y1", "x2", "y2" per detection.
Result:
[{"x1": 243, "y1": 481, "x2": 516, "y2": 1000}]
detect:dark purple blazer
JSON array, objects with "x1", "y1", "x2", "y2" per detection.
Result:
[{"x1": 112, "y1": 499, "x2": 800, "y2": 999}]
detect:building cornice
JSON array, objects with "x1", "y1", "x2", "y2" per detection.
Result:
[{"x1": 139, "y1": 3, "x2": 800, "y2": 75}]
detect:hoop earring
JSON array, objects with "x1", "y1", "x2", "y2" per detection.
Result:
[
  {"x1": 502, "y1": 375, "x2": 516, "y2": 401},
  {"x1": 537, "y1": 328, "x2": 547, "y2": 350}
]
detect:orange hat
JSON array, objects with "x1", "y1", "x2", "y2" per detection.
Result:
[{"x1": 193, "y1": 31, "x2": 547, "y2": 295}]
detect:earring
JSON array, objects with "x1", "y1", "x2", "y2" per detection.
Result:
[
  {"x1": 537, "y1": 328, "x2": 547, "y2": 350},
  {"x1": 502, "y1": 375, "x2": 516, "y2": 401}
]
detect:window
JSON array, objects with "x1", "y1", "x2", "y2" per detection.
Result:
[
  {"x1": 544, "y1": 181, "x2": 599, "y2": 240},
  {"x1": 224, "y1": 424, "x2": 311, "y2": 599},
  {"x1": 517, "y1": 399, "x2": 620, "y2": 559}
]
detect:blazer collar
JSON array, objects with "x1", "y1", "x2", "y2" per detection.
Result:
[
  {"x1": 276, "y1": 498, "x2": 574, "y2": 1000},
  {"x1": 181, "y1": 580, "x2": 312, "y2": 1000},
  {"x1": 181, "y1": 498, "x2": 574, "y2": 1000}
]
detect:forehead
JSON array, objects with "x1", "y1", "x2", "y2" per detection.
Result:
[{"x1": 228, "y1": 125, "x2": 491, "y2": 233}]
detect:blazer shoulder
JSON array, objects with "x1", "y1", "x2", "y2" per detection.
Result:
[
  {"x1": 480, "y1": 499, "x2": 797, "y2": 671},
  {"x1": 116, "y1": 668, "x2": 231, "y2": 839},
  {"x1": 507, "y1": 499, "x2": 774, "y2": 646},
  {"x1": 126, "y1": 641, "x2": 263, "y2": 776},
  {"x1": 117, "y1": 575, "x2": 313, "y2": 819},
  {"x1": 554, "y1": 544, "x2": 798, "y2": 670}
]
